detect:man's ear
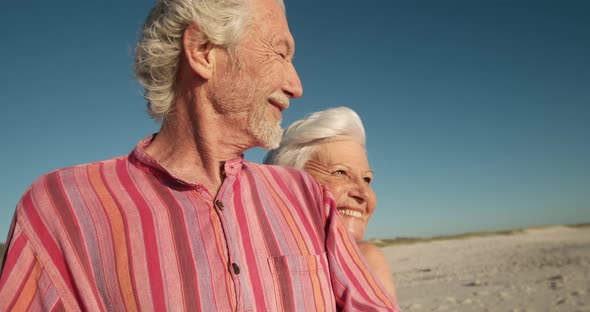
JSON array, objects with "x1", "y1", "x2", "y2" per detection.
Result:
[{"x1": 184, "y1": 24, "x2": 214, "y2": 80}]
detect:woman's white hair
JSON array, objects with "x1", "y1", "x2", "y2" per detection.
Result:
[
  {"x1": 134, "y1": 0, "x2": 285, "y2": 120},
  {"x1": 264, "y1": 107, "x2": 366, "y2": 169}
]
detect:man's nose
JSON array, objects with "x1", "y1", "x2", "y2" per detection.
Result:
[{"x1": 283, "y1": 63, "x2": 303, "y2": 99}]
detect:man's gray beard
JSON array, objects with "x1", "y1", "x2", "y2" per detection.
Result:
[
  {"x1": 250, "y1": 118, "x2": 283, "y2": 150},
  {"x1": 248, "y1": 102, "x2": 283, "y2": 150}
]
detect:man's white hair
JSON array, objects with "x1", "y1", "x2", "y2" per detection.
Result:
[
  {"x1": 134, "y1": 0, "x2": 286, "y2": 120},
  {"x1": 264, "y1": 107, "x2": 366, "y2": 169}
]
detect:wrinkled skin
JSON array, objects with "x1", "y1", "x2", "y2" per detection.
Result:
[
  {"x1": 304, "y1": 140, "x2": 376, "y2": 241},
  {"x1": 206, "y1": 0, "x2": 303, "y2": 149}
]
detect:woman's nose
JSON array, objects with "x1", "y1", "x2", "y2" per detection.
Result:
[{"x1": 348, "y1": 179, "x2": 370, "y2": 204}]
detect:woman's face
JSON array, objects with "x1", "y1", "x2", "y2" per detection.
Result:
[{"x1": 304, "y1": 140, "x2": 376, "y2": 241}]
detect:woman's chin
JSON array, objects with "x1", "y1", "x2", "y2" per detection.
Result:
[{"x1": 341, "y1": 217, "x2": 366, "y2": 241}]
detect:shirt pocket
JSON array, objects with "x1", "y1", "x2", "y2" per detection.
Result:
[{"x1": 267, "y1": 252, "x2": 335, "y2": 312}]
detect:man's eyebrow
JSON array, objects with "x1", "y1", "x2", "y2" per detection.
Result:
[{"x1": 275, "y1": 37, "x2": 294, "y2": 56}]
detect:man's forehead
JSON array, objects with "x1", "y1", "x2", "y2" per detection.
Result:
[
  {"x1": 250, "y1": 0, "x2": 294, "y2": 44},
  {"x1": 250, "y1": 0, "x2": 284, "y2": 10},
  {"x1": 250, "y1": 0, "x2": 288, "y2": 23}
]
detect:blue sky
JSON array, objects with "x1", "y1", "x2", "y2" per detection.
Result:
[{"x1": 1, "y1": 0, "x2": 589, "y2": 240}]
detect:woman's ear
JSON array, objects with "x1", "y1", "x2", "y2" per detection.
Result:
[{"x1": 183, "y1": 24, "x2": 214, "y2": 80}]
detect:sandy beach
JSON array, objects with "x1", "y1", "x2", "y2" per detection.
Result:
[{"x1": 385, "y1": 226, "x2": 590, "y2": 312}]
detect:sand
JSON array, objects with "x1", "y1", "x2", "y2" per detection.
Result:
[{"x1": 385, "y1": 226, "x2": 590, "y2": 312}]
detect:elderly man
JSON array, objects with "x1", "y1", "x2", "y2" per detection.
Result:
[{"x1": 0, "y1": 0, "x2": 400, "y2": 310}]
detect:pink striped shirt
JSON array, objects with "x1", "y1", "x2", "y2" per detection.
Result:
[{"x1": 0, "y1": 135, "x2": 400, "y2": 311}]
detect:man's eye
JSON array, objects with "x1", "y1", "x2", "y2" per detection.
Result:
[
  {"x1": 333, "y1": 170, "x2": 346, "y2": 175},
  {"x1": 363, "y1": 177, "x2": 372, "y2": 184}
]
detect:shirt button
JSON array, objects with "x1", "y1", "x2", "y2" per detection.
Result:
[
  {"x1": 215, "y1": 200, "x2": 224, "y2": 210},
  {"x1": 231, "y1": 263, "x2": 240, "y2": 275}
]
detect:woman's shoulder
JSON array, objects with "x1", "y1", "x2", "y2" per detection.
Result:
[
  {"x1": 356, "y1": 242, "x2": 391, "y2": 270},
  {"x1": 357, "y1": 242, "x2": 386, "y2": 258},
  {"x1": 356, "y1": 242, "x2": 398, "y2": 300}
]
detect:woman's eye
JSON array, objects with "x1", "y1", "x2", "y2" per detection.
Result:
[
  {"x1": 332, "y1": 170, "x2": 347, "y2": 176},
  {"x1": 363, "y1": 177, "x2": 372, "y2": 184}
]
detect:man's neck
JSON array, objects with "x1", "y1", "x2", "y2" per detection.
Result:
[{"x1": 144, "y1": 97, "x2": 254, "y2": 194}]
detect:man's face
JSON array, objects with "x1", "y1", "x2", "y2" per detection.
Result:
[
  {"x1": 208, "y1": 0, "x2": 303, "y2": 149},
  {"x1": 304, "y1": 140, "x2": 377, "y2": 241}
]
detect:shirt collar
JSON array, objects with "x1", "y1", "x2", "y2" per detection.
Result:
[{"x1": 129, "y1": 134, "x2": 246, "y2": 188}]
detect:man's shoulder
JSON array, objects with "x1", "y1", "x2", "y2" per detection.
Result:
[
  {"x1": 244, "y1": 162, "x2": 326, "y2": 195},
  {"x1": 14, "y1": 155, "x2": 131, "y2": 239},
  {"x1": 247, "y1": 161, "x2": 304, "y2": 173},
  {"x1": 244, "y1": 162, "x2": 336, "y2": 205},
  {"x1": 57, "y1": 155, "x2": 128, "y2": 171},
  {"x1": 25, "y1": 154, "x2": 129, "y2": 196},
  {"x1": 245, "y1": 162, "x2": 317, "y2": 184}
]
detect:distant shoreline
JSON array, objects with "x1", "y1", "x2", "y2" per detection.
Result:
[
  {"x1": 367, "y1": 222, "x2": 590, "y2": 248},
  {"x1": 1, "y1": 223, "x2": 588, "y2": 259}
]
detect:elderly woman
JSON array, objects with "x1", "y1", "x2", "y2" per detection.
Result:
[{"x1": 264, "y1": 107, "x2": 397, "y2": 299}]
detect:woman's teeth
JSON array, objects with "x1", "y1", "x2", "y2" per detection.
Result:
[{"x1": 338, "y1": 209, "x2": 364, "y2": 218}]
